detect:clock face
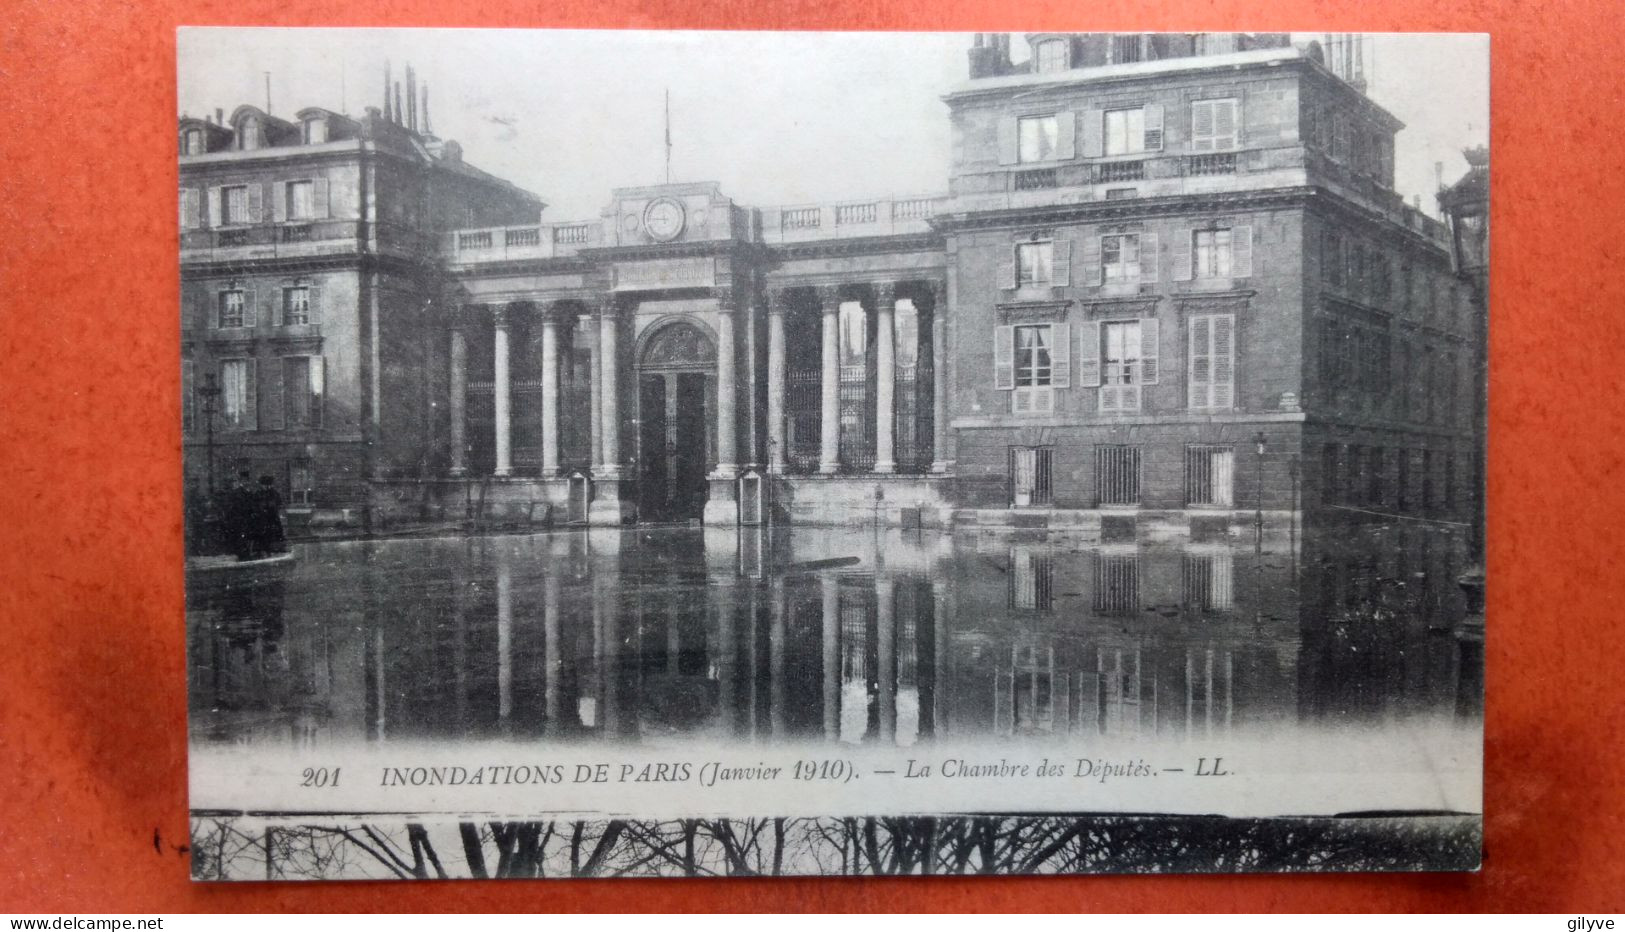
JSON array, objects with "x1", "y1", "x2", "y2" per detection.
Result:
[{"x1": 643, "y1": 198, "x2": 686, "y2": 242}]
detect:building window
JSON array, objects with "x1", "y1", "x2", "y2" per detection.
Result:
[
  {"x1": 1102, "y1": 233, "x2": 1142, "y2": 284},
  {"x1": 286, "y1": 180, "x2": 316, "y2": 220},
  {"x1": 1010, "y1": 447, "x2": 1054, "y2": 507},
  {"x1": 182, "y1": 359, "x2": 196, "y2": 433},
  {"x1": 237, "y1": 116, "x2": 259, "y2": 151},
  {"x1": 218, "y1": 289, "x2": 246, "y2": 328},
  {"x1": 1094, "y1": 318, "x2": 1157, "y2": 413},
  {"x1": 1016, "y1": 241, "x2": 1053, "y2": 286},
  {"x1": 288, "y1": 461, "x2": 315, "y2": 506},
  {"x1": 302, "y1": 117, "x2": 327, "y2": 144},
  {"x1": 1183, "y1": 551, "x2": 1235, "y2": 612},
  {"x1": 1185, "y1": 445, "x2": 1235, "y2": 507},
  {"x1": 1014, "y1": 324, "x2": 1053, "y2": 387},
  {"x1": 996, "y1": 322, "x2": 1069, "y2": 413},
  {"x1": 183, "y1": 128, "x2": 204, "y2": 155},
  {"x1": 1105, "y1": 108, "x2": 1147, "y2": 155},
  {"x1": 1009, "y1": 547, "x2": 1055, "y2": 611},
  {"x1": 221, "y1": 185, "x2": 250, "y2": 226},
  {"x1": 1034, "y1": 39, "x2": 1069, "y2": 74},
  {"x1": 220, "y1": 359, "x2": 254, "y2": 430},
  {"x1": 1194, "y1": 229, "x2": 1233, "y2": 278},
  {"x1": 1324, "y1": 231, "x2": 1344, "y2": 286},
  {"x1": 1190, "y1": 98, "x2": 1239, "y2": 152},
  {"x1": 1018, "y1": 115, "x2": 1060, "y2": 163},
  {"x1": 1110, "y1": 35, "x2": 1144, "y2": 64},
  {"x1": 1096, "y1": 444, "x2": 1142, "y2": 505},
  {"x1": 282, "y1": 356, "x2": 324, "y2": 430},
  {"x1": 1094, "y1": 555, "x2": 1140, "y2": 615},
  {"x1": 282, "y1": 286, "x2": 310, "y2": 326}
]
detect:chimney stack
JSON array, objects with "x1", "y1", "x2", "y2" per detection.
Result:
[
  {"x1": 406, "y1": 65, "x2": 417, "y2": 131},
  {"x1": 394, "y1": 82, "x2": 403, "y2": 126},
  {"x1": 422, "y1": 85, "x2": 432, "y2": 135},
  {"x1": 214, "y1": 107, "x2": 223, "y2": 126},
  {"x1": 383, "y1": 61, "x2": 393, "y2": 122}
]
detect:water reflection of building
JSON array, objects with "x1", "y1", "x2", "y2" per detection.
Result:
[{"x1": 188, "y1": 521, "x2": 1480, "y2": 748}]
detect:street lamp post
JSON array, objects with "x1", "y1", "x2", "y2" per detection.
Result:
[
  {"x1": 1254, "y1": 431, "x2": 1267, "y2": 536},
  {"x1": 199, "y1": 371, "x2": 224, "y2": 496}
]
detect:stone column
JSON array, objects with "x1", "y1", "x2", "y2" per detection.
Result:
[
  {"x1": 873, "y1": 283, "x2": 897, "y2": 474},
  {"x1": 492, "y1": 305, "x2": 513, "y2": 477},
  {"x1": 448, "y1": 318, "x2": 468, "y2": 477},
  {"x1": 821, "y1": 573, "x2": 840, "y2": 741},
  {"x1": 543, "y1": 569, "x2": 561, "y2": 734},
  {"x1": 876, "y1": 573, "x2": 896, "y2": 744},
  {"x1": 540, "y1": 310, "x2": 561, "y2": 476},
  {"x1": 597, "y1": 299, "x2": 621, "y2": 478},
  {"x1": 714, "y1": 300, "x2": 738, "y2": 477},
  {"x1": 766, "y1": 292, "x2": 789, "y2": 474},
  {"x1": 769, "y1": 576, "x2": 786, "y2": 739},
  {"x1": 818, "y1": 287, "x2": 842, "y2": 475},
  {"x1": 581, "y1": 313, "x2": 600, "y2": 475},
  {"x1": 930, "y1": 281, "x2": 950, "y2": 473}
]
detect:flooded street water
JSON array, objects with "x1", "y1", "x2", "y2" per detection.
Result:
[{"x1": 187, "y1": 523, "x2": 1483, "y2": 753}]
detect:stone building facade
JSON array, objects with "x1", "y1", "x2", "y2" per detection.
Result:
[{"x1": 180, "y1": 35, "x2": 1480, "y2": 533}]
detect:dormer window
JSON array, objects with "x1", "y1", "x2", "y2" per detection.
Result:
[
  {"x1": 238, "y1": 116, "x2": 260, "y2": 151},
  {"x1": 302, "y1": 116, "x2": 327, "y2": 144},
  {"x1": 182, "y1": 128, "x2": 205, "y2": 155},
  {"x1": 1034, "y1": 39, "x2": 1069, "y2": 74}
]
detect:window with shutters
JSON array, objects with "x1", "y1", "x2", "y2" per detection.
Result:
[
  {"x1": 1190, "y1": 98, "x2": 1239, "y2": 152},
  {"x1": 220, "y1": 358, "x2": 254, "y2": 430},
  {"x1": 1105, "y1": 108, "x2": 1147, "y2": 155},
  {"x1": 282, "y1": 286, "x2": 311, "y2": 326},
  {"x1": 218, "y1": 289, "x2": 246, "y2": 328},
  {"x1": 1018, "y1": 115, "x2": 1060, "y2": 163},
  {"x1": 1100, "y1": 319, "x2": 1142, "y2": 412},
  {"x1": 286, "y1": 180, "x2": 316, "y2": 220},
  {"x1": 1034, "y1": 39, "x2": 1069, "y2": 74},
  {"x1": 183, "y1": 128, "x2": 205, "y2": 155},
  {"x1": 1016, "y1": 241, "x2": 1053, "y2": 286},
  {"x1": 1188, "y1": 314, "x2": 1235, "y2": 410},
  {"x1": 1102, "y1": 233, "x2": 1141, "y2": 284},
  {"x1": 1194, "y1": 229, "x2": 1232, "y2": 278},
  {"x1": 221, "y1": 185, "x2": 250, "y2": 226},
  {"x1": 282, "y1": 356, "x2": 324, "y2": 430}
]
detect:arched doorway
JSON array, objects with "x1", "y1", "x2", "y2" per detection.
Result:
[{"x1": 636, "y1": 320, "x2": 715, "y2": 522}]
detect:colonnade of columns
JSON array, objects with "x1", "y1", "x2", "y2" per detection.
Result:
[
  {"x1": 764, "y1": 281, "x2": 949, "y2": 476},
  {"x1": 447, "y1": 279, "x2": 948, "y2": 494}
]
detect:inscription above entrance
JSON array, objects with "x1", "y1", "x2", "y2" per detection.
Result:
[{"x1": 613, "y1": 257, "x2": 715, "y2": 291}]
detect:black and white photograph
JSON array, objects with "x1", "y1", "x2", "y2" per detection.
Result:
[{"x1": 178, "y1": 28, "x2": 1489, "y2": 880}]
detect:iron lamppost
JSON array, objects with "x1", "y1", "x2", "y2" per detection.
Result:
[{"x1": 1439, "y1": 146, "x2": 1489, "y2": 576}]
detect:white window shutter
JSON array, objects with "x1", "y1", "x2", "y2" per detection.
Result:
[
  {"x1": 308, "y1": 282, "x2": 322, "y2": 326},
  {"x1": 997, "y1": 116, "x2": 1019, "y2": 166},
  {"x1": 270, "y1": 286, "x2": 283, "y2": 327},
  {"x1": 1100, "y1": 384, "x2": 1120, "y2": 413},
  {"x1": 1172, "y1": 229, "x2": 1194, "y2": 281},
  {"x1": 243, "y1": 358, "x2": 259, "y2": 431},
  {"x1": 1231, "y1": 225, "x2": 1254, "y2": 278},
  {"x1": 247, "y1": 183, "x2": 264, "y2": 223},
  {"x1": 1144, "y1": 103, "x2": 1165, "y2": 150},
  {"x1": 1081, "y1": 109, "x2": 1104, "y2": 158},
  {"x1": 180, "y1": 188, "x2": 200, "y2": 230},
  {"x1": 313, "y1": 178, "x2": 330, "y2": 219},
  {"x1": 1213, "y1": 315, "x2": 1235, "y2": 408},
  {"x1": 1051, "y1": 322, "x2": 1071, "y2": 388},
  {"x1": 313, "y1": 356, "x2": 325, "y2": 429},
  {"x1": 1055, "y1": 111, "x2": 1077, "y2": 161},
  {"x1": 1078, "y1": 320, "x2": 1102, "y2": 388},
  {"x1": 207, "y1": 187, "x2": 222, "y2": 228},
  {"x1": 994, "y1": 324, "x2": 1015, "y2": 390},
  {"x1": 241, "y1": 286, "x2": 258, "y2": 328},
  {"x1": 1230, "y1": 96, "x2": 1244, "y2": 150},
  {"x1": 1139, "y1": 232, "x2": 1159, "y2": 283},
  {"x1": 1189, "y1": 316, "x2": 1212, "y2": 409},
  {"x1": 1140, "y1": 318, "x2": 1161, "y2": 384},
  {"x1": 1052, "y1": 237, "x2": 1072, "y2": 287},
  {"x1": 272, "y1": 182, "x2": 288, "y2": 222},
  {"x1": 1192, "y1": 101, "x2": 1215, "y2": 153},
  {"x1": 1081, "y1": 235, "x2": 1103, "y2": 287},
  {"x1": 997, "y1": 247, "x2": 1017, "y2": 290}
]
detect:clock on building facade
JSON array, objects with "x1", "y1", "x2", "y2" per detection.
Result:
[{"x1": 642, "y1": 197, "x2": 686, "y2": 242}]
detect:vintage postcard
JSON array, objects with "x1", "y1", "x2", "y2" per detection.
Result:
[{"x1": 180, "y1": 28, "x2": 1488, "y2": 879}]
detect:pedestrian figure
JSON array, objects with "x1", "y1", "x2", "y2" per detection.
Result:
[
  {"x1": 226, "y1": 470, "x2": 256, "y2": 561},
  {"x1": 253, "y1": 475, "x2": 287, "y2": 556}
]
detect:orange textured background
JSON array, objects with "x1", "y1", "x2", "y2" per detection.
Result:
[{"x1": 1, "y1": 0, "x2": 1621, "y2": 913}]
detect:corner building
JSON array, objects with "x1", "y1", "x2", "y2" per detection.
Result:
[{"x1": 181, "y1": 35, "x2": 1479, "y2": 534}]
